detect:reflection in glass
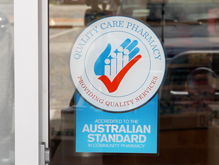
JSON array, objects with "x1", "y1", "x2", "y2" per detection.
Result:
[
  {"x1": 0, "y1": 0, "x2": 14, "y2": 164},
  {"x1": 49, "y1": 0, "x2": 219, "y2": 164}
]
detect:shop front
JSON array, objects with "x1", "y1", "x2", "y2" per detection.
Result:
[{"x1": 2, "y1": 0, "x2": 219, "y2": 164}]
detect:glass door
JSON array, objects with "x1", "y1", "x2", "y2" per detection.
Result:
[{"x1": 49, "y1": 0, "x2": 219, "y2": 164}]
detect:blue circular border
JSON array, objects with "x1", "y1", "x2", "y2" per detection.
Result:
[
  {"x1": 84, "y1": 31, "x2": 151, "y2": 97},
  {"x1": 70, "y1": 15, "x2": 166, "y2": 112}
]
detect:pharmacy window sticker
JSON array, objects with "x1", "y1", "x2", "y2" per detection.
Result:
[{"x1": 70, "y1": 16, "x2": 165, "y2": 153}]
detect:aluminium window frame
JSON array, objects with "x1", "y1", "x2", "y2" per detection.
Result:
[{"x1": 14, "y1": 0, "x2": 49, "y2": 164}]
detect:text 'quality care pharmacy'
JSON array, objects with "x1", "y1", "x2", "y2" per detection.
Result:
[{"x1": 71, "y1": 16, "x2": 165, "y2": 153}]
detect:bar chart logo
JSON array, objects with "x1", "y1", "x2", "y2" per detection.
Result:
[
  {"x1": 94, "y1": 39, "x2": 141, "y2": 93},
  {"x1": 70, "y1": 16, "x2": 165, "y2": 112}
]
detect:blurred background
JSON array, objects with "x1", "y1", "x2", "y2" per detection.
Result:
[
  {"x1": 0, "y1": 0, "x2": 14, "y2": 164},
  {"x1": 49, "y1": 0, "x2": 219, "y2": 164}
]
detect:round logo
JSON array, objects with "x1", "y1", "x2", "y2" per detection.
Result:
[{"x1": 70, "y1": 16, "x2": 165, "y2": 112}]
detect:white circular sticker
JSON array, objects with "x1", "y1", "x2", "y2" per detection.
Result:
[{"x1": 70, "y1": 16, "x2": 165, "y2": 112}]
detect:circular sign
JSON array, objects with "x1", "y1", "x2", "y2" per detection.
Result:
[{"x1": 70, "y1": 16, "x2": 165, "y2": 112}]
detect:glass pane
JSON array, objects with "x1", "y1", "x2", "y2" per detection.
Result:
[
  {"x1": 49, "y1": 0, "x2": 219, "y2": 164},
  {"x1": 0, "y1": 0, "x2": 14, "y2": 164}
]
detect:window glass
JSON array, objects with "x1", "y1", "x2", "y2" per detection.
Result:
[
  {"x1": 49, "y1": 0, "x2": 219, "y2": 164},
  {"x1": 0, "y1": 0, "x2": 14, "y2": 164}
]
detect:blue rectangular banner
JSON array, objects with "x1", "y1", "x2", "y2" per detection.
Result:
[{"x1": 76, "y1": 93, "x2": 158, "y2": 153}]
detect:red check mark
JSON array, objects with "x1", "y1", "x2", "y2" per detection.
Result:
[{"x1": 98, "y1": 55, "x2": 142, "y2": 93}]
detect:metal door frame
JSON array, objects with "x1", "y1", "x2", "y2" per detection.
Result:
[{"x1": 14, "y1": 0, "x2": 49, "y2": 164}]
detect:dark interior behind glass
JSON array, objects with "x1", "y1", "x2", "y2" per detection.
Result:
[{"x1": 49, "y1": 0, "x2": 219, "y2": 164}]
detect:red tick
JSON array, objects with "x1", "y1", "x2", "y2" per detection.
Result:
[{"x1": 98, "y1": 55, "x2": 142, "y2": 93}]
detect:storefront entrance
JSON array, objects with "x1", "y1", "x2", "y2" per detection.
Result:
[{"x1": 49, "y1": 0, "x2": 219, "y2": 164}]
